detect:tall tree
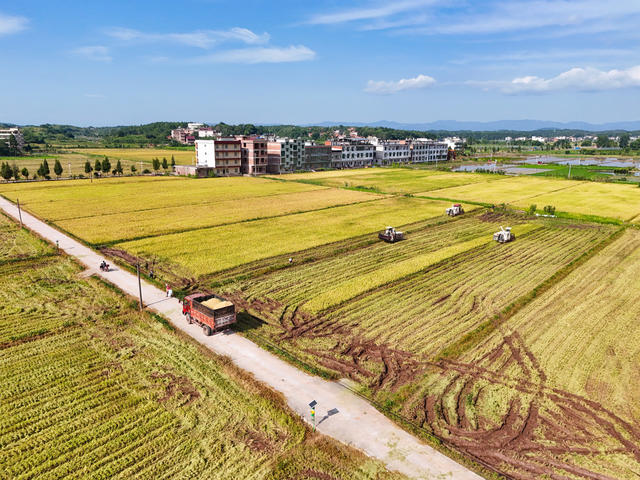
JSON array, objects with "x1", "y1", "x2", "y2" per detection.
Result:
[
  {"x1": 21, "y1": 167, "x2": 29, "y2": 179},
  {"x1": 94, "y1": 159, "x2": 102, "y2": 172},
  {"x1": 54, "y1": 159, "x2": 63, "y2": 178},
  {"x1": 162, "y1": 157, "x2": 168, "y2": 170},
  {"x1": 171, "y1": 155, "x2": 175, "y2": 168},
  {"x1": 619, "y1": 133, "x2": 630, "y2": 149},
  {"x1": 42, "y1": 159, "x2": 50, "y2": 176},
  {"x1": 12, "y1": 164, "x2": 20, "y2": 180},
  {"x1": 0, "y1": 163, "x2": 11, "y2": 180},
  {"x1": 102, "y1": 156, "x2": 111, "y2": 174},
  {"x1": 8, "y1": 134, "x2": 19, "y2": 156},
  {"x1": 152, "y1": 157, "x2": 160, "y2": 172},
  {"x1": 115, "y1": 159, "x2": 123, "y2": 175},
  {"x1": 84, "y1": 160, "x2": 92, "y2": 174}
]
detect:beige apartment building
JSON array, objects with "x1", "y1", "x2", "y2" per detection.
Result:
[{"x1": 238, "y1": 136, "x2": 267, "y2": 175}]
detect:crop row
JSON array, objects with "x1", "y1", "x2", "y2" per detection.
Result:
[
  {"x1": 279, "y1": 168, "x2": 498, "y2": 195},
  {"x1": 466, "y1": 228, "x2": 640, "y2": 422},
  {"x1": 0, "y1": 213, "x2": 52, "y2": 261},
  {"x1": 119, "y1": 195, "x2": 453, "y2": 276},
  {"x1": 230, "y1": 213, "x2": 529, "y2": 310},
  {"x1": 56, "y1": 187, "x2": 382, "y2": 245},
  {"x1": 1, "y1": 250, "x2": 398, "y2": 479},
  {"x1": 0, "y1": 175, "x2": 318, "y2": 220},
  {"x1": 326, "y1": 224, "x2": 613, "y2": 358}
]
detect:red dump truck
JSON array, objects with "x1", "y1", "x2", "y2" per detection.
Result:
[{"x1": 182, "y1": 293, "x2": 236, "y2": 336}]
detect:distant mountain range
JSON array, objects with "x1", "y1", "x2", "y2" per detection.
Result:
[{"x1": 306, "y1": 120, "x2": 640, "y2": 132}]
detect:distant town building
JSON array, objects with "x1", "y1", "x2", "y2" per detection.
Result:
[
  {"x1": 303, "y1": 145, "x2": 332, "y2": 170},
  {"x1": 267, "y1": 137, "x2": 305, "y2": 172},
  {"x1": 411, "y1": 140, "x2": 449, "y2": 163},
  {"x1": 195, "y1": 138, "x2": 241, "y2": 176},
  {"x1": 329, "y1": 139, "x2": 376, "y2": 168},
  {"x1": 371, "y1": 139, "x2": 411, "y2": 165},
  {"x1": 197, "y1": 127, "x2": 218, "y2": 138},
  {"x1": 171, "y1": 128, "x2": 196, "y2": 145},
  {"x1": 237, "y1": 136, "x2": 267, "y2": 175},
  {"x1": 0, "y1": 127, "x2": 24, "y2": 150}
]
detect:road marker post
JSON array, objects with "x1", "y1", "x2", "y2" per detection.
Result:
[
  {"x1": 309, "y1": 400, "x2": 317, "y2": 431},
  {"x1": 16, "y1": 198, "x2": 23, "y2": 227}
]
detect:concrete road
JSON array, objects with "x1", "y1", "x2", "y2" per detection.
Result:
[{"x1": 0, "y1": 196, "x2": 482, "y2": 480}]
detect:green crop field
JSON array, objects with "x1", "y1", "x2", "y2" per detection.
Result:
[{"x1": 0, "y1": 214, "x2": 401, "y2": 480}]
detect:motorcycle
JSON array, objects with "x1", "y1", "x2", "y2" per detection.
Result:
[{"x1": 99, "y1": 262, "x2": 110, "y2": 272}]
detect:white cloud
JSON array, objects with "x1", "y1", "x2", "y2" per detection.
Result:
[
  {"x1": 307, "y1": 0, "x2": 437, "y2": 25},
  {"x1": 106, "y1": 26, "x2": 269, "y2": 49},
  {"x1": 474, "y1": 65, "x2": 640, "y2": 94},
  {"x1": 406, "y1": 0, "x2": 640, "y2": 36},
  {"x1": 72, "y1": 46, "x2": 112, "y2": 62},
  {"x1": 190, "y1": 45, "x2": 315, "y2": 64},
  {"x1": 0, "y1": 12, "x2": 28, "y2": 35},
  {"x1": 365, "y1": 74, "x2": 436, "y2": 94}
]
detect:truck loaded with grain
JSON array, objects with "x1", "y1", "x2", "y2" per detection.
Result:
[{"x1": 182, "y1": 293, "x2": 236, "y2": 336}]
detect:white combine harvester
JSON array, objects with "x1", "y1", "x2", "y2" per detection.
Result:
[
  {"x1": 446, "y1": 203, "x2": 465, "y2": 216},
  {"x1": 493, "y1": 226, "x2": 515, "y2": 243},
  {"x1": 378, "y1": 226, "x2": 404, "y2": 243}
]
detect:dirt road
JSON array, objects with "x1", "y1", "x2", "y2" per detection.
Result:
[{"x1": 0, "y1": 196, "x2": 481, "y2": 480}]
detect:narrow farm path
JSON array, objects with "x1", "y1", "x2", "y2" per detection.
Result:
[{"x1": 0, "y1": 196, "x2": 481, "y2": 480}]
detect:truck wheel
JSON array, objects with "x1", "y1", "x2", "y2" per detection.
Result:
[
  {"x1": 203, "y1": 325, "x2": 212, "y2": 336},
  {"x1": 186, "y1": 313, "x2": 193, "y2": 324}
]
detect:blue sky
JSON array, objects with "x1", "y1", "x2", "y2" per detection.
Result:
[{"x1": 2, "y1": 0, "x2": 640, "y2": 126}]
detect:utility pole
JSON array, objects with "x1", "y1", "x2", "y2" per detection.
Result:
[
  {"x1": 568, "y1": 163, "x2": 572, "y2": 180},
  {"x1": 68, "y1": 162, "x2": 71, "y2": 178},
  {"x1": 16, "y1": 198, "x2": 23, "y2": 227},
  {"x1": 136, "y1": 264, "x2": 143, "y2": 311}
]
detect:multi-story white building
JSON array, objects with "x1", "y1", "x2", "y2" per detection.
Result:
[
  {"x1": 331, "y1": 139, "x2": 376, "y2": 169},
  {"x1": 267, "y1": 137, "x2": 305, "y2": 172},
  {"x1": 197, "y1": 128, "x2": 217, "y2": 138},
  {"x1": 195, "y1": 138, "x2": 241, "y2": 176},
  {"x1": 371, "y1": 139, "x2": 411, "y2": 165},
  {"x1": 187, "y1": 122, "x2": 205, "y2": 130},
  {"x1": 0, "y1": 127, "x2": 24, "y2": 150},
  {"x1": 410, "y1": 139, "x2": 449, "y2": 163}
]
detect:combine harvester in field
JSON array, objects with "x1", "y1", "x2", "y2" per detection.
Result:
[
  {"x1": 378, "y1": 226, "x2": 404, "y2": 243},
  {"x1": 493, "y1": 226, "x2": 515, "y2": 243},
  {"x1": 182, "y1": 293, "x2": 236, "y2": 336},
  {"x1": 446, "y1": 203, "x2": 465, "y2": 216}
]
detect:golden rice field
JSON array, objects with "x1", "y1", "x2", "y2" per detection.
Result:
[
  {"x1": 57, "y1": 188, "x2": 384, "y2": 244},
  {"x1": 119, "y1": 195, "x2": 453, "y2": 275},
  {"x1": 278, "y1": 168, "x2": 498, "y2": 195},
  {"x1": 513, "y1": 181, "x2": 640, "y2": 221},
  {"x1": 0, "y1": 212, "x2": 52, "y2": 260},
  {"x1": 69, "y1": 147, "x2": 196, "y2": 165},
  {"x1": 5, "y1": 167, "x2": 640, "y2": 479},
  {"x1": 426, "y1": 175, "x2": 582, "y2": 205},
  {"x1": 0, "y1": 176, "x2": 321, "y2": 221},
  {"x1": 423, "y1": 228, "x2": 640, "y2": 479},
  {"x1": 0, "y1": 219, "x2": 401, "y2": 479}
]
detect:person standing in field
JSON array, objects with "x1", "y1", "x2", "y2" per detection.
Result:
[{"x1": 165, "y1": 284, "x2": 170, "y2": 297}]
